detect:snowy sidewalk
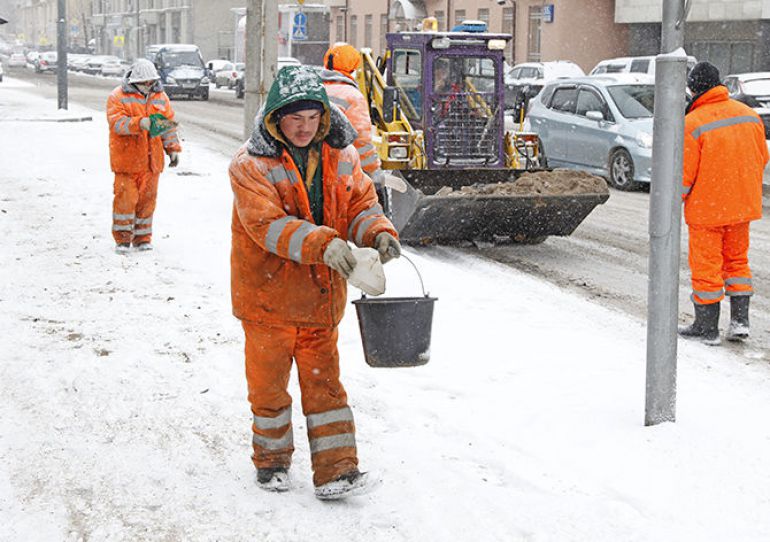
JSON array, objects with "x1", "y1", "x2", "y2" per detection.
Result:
[{"x1": 3, "y1": 81, "x2": 770, "y2": 541}]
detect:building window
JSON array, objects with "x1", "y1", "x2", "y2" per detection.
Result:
[
  {"x1": 503, "y1": 7, "x2": 514, "y2": 63},
  {"x1": 380, "y1": 14, "x2": 388, "y2": 56},
  {"x1": 434, "y1": 10, "x2": 445, "y2": 31},
  {"x1": 350, "y1": 15, "x2": 358, "y2": 48},
  {"x1": 454, "y1": 9, "x2": 466, "y2": 29},
  {"x1": 364, "y1": 14, "x2": 372, "y2": 48},
  {"x1": 336, "y1": 15, "x2": 343, "y2": 42},
  {"x1": 690, "y1": 41, "x2": 754, "y2": 76},
  {"x1": 527, "y1": 6, "x2": 542, "y2": 62},
  {"x1": 477, "y1": 8, "x2": 489, "y2": 28}
]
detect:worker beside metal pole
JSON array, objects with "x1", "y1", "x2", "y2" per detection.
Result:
[
  {"x1": 56, "y1": 0, "x2": 68, "y2": 110},
  {"x1": 645, "y1": 1, "x2": 688, "y2": 425},
  {"x1": 243, "y1": 0, "x2": 278, "y2": 140}
]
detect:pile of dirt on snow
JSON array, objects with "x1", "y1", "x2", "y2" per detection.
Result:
[{"x1": 438, "y1": 169, "x2": 609, "y2": 197}]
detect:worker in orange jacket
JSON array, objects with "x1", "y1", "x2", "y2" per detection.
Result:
[
  {"x1": 679, "y1": 62, "x2": 768, "y2": 345},
  {"x1": 320, "y1": 43, "x2": 390, "y2": 207},
  {"x1": 229, "y1": 65, "x2": 400, "y2": 499},
  {"x1": 106, "y1": 58, "x2": 181, "y2": 254}
]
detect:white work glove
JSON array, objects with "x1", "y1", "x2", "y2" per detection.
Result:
[
  {"x1": 139, "y1": 117, "x2": 151, "y2": 131},
  {"x1": 375, "y1": 232, "x2": 401, "y2": 264},
  {"x1": 323, "y1": 238, "x2": 357, "y2": 278},
  {"x1": 168, "y1": 152, "x2": 179, "y2": 167}
]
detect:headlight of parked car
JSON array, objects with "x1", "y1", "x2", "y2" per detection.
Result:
[
  {"x1": 166, "y1": 76, "x2": 177, "y2": 85},
  {"x1": 635, "y1": 132, "x2": 653, "y2": 149}
]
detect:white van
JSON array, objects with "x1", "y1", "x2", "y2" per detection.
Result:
[{"x1": 590, "y1": 55, "x2": 697, "y2": 77}]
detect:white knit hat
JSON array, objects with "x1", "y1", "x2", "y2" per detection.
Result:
[{"x1": 127, "y1": 58, "x2": 160, "y2": 83}]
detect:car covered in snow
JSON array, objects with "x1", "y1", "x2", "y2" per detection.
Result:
[
  {"x1": 526, "y1": 73, "x2": 655, "y2": 191},
  {"x1": 34, "y1": 51, "x2": 57, "y2": 73},
  {"x1": 8, "y1": 52, "x2": 26, "y2": 68},
  {"x1": 589, "y1": 55, "x2": 697, "y2": 77},
  {"x1": 100, "y1": 57, "x2": 128, "y2": 77},
  {"x1": 235, "y1": 57, "x2": 300, "y2": 99},
  {"x1": 505, "y1": 61, "x2": 585, "y2": 119},
  {"x1": 724, "y1": 72, "x2": 770, "y2": 109},
  {"x1": 83, "y1": 55, "x2": 121, "y2": 75}
]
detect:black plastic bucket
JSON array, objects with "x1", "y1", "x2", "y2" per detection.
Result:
[{"x1": 352, "y1": 255, "x2": 437, "y2": 368}]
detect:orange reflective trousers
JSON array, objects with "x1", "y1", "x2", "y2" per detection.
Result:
[
  {"x1": 243, "y1": 322, "x2": 358, "y2": 487},
  {"x1": 112, "y1": 172, "x2": 159, "y2": 245},
  {"x1": 688, "y1": 222, "x2": 753, "y2": 305}
]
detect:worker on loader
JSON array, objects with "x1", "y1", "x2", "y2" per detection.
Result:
[
  {"x1": 679, "y1": 61, "x2": 768, "y2": 345},
  {"x1": 320, "y1": 43, "x2": 390, "y2": 206},
  {"x1": 106, "y1": 58, "x2": 181, "y2": 254},
  {"x1": 228, "y1": 65, "x2": 401, "y2": 499}
]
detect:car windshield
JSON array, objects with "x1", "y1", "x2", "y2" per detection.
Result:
[
  {"x1": 607, "y1": 85, "x2": 655, "y2": 118},
  {"x1": 160, "y1": 51, "x2": 203, "y2": 68},
  {"x1": 742, "y1": 79, "x2": 770, "y2": 96}
]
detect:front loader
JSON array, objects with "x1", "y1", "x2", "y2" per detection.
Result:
[{"x1": 356, "y1": 29, "x2": 609, "y2": 245}]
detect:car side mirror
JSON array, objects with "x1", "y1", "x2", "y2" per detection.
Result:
[
  {"x1": 586, "y1": 110, "x2": 604, "y2": 122},
  {"x1": 383, "y1": 86, "x2": 400, "y2": 123}
]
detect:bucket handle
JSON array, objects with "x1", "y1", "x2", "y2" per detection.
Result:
[{"x1": 400, "y1": 253, "x2": 429, "y2": 297}]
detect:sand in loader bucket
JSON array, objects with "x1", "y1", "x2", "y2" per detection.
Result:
[{"x1": 435, "y1": 169, "x2": 610, "y2": 197}]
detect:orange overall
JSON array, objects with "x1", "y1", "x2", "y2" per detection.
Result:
[
  {"x1": 683, "y1": 86, "x2": 767, "y2": 304},
  {"x1": 106, "y1": 81, "x2": 181, "y2": 245},
  {"x1": 229, "y1": 103, "x2": 397, "y2": 485}
]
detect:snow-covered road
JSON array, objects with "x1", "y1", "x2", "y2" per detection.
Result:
[{"x1": 3, "y1": 79, "x2": 770, "y2": 541}]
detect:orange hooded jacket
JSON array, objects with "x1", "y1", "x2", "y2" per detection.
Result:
[
  {"x1": 106, "y1": 79, "x2": 181, "y2": 174},
  {"x1": 320, "y1": 68, "x2": 384, "y2": 186},
  {"x1": 229, "y1": 102, "x2": 397, "y2": 328},
  {"x1": 683, "y1": 86, "x2": 768, "y2": 226}
]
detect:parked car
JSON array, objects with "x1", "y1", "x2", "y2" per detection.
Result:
[
  {"x1": 25, "y1": 50, "x2": 39, "y2": 65},
  {"x1": 526, "y1": 73, "x2": 655, "y2": 191},
  {"x1": 145, "y1": 43, "x2": 210, "y2": 100},
  {"x1": 505, "y1": 61, "x2": 584, "y2": 119},
  {"x1": 235, "y1": 57, "x2": 300, "y2": 99},
  {"x1": 8, "y1": 53, "x2": 26, "y2": 68},
  {"x1": 590, "y1": 55, "x2": 697, "y2": 77},
  {"x1": 100, "y1": 57, "x2": 127, "y2": 77},
  {"x1": 214, "y1": 61, "x2": 243, "y2": 88},
  {"x1": 34, "y1": 51, "x2": 57, "y2": 73},
  {"x1": 67, "y1": 54, "x2": 91, "y2": 72},
  {"x1": 83, "y1": 55, "x2": 121, "y2": 75},
  {"x1": 206, "y1": 59, "x2": 231, "y2": 75},
  {"x1": 723, "y1": 72, "x2": 770, "y2": 109}
]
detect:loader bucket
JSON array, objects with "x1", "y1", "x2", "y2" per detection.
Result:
[{"x1": 389, "y1": 169, "x2": 610, "y2": 245}]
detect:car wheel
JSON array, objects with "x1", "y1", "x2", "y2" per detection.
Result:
[
  {"x1": 609, "y1": 148, "x2": 639, "y2": 191},
  {"x1": 215, "y1": 81, "x2": 220, "y2": 88},
  {"x1": 536, "y1": 137, "x2": 548, "y2": 169},
  {"x1": 200, "y1": 89, "x2": 209, "y2": 101}
]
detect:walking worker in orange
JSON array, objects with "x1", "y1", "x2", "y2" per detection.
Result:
[
  {"x1": 106, "y1": 58, "x2": 181, "y2": 254},
  {"x1": 229, "y1": 65, "x2": 400, "y2": 499},
  {"x1": 320, "y1": 43, "x2": 388, "y2": 200},
  {"x1": 679, "y1": 61, "x2": 768, "y2": 345}
]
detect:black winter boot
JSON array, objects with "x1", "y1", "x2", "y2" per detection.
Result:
[
  {"x1": 726, "y1": 296, "x2": 750, "y2": 342},
  {"x1": 256, "y1": 467, "x2": 290, "y2": 492},
  {"x1": 678, "y1": 302, "x2": 721, "y2": 346}
]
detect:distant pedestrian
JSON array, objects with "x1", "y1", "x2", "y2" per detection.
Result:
[
  {"x1": 679, "y1": 61, "x2": 768, "y2": 345},
  {"x1": 228, "y1": 65, "x2": 400, "y2": 499},
  {"x1": 106, "y1": 58, "x2": 181, "y2": 253}
]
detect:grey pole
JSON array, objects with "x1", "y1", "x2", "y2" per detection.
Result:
[
  {"x1": 645, "y1": 1, "x2": 687, "y2": 425},
  {"x1": 56, "y1": 0, "x2": 68, "y2": 110},
  {"x1": 243, "y1": 0, "x2": 278, "y2": 140}
]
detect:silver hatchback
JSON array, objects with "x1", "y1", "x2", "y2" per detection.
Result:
[{"x1": 526, "y1": 74, "x2": 655, "y2": 190}]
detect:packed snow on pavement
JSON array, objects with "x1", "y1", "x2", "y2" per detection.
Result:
[{"x1": 3, "y1": 78, "x2": 770, "y2": 541}]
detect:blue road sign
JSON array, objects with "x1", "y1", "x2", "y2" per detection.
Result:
[
  {"x1": 292, "y1": 12, "x2": 308, "y2": 41},
  {"x1": 543, "y1": 4, "x2": 555, "y2": 23}
]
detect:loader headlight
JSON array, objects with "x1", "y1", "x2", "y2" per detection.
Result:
[
  {"x1": 487, "y1": 39, "x2": 507, "y2": 51},
  {"x1": 636, "y1": 132, "x2": 653, "y2": 149},
  {"x1": 389, "y1": 147, "x2": 408, "y2": 159},
  {"x1": 431, "y1": 37, "x2": 451, "y2": 49}
]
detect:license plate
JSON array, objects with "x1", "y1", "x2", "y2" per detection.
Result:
[{"x1": 182, "y1": 83, "x2": 197, "y2": 89}]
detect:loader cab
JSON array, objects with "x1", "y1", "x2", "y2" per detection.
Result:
[{"x1": 386, "y1": 30, "x2": 510, "y2": 168}]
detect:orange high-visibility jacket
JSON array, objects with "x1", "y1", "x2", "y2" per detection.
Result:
[
  {"x1": 683, "y1": 86, "x2": 768, "y2": 226},
  {"x1": 320, "y1": 69, "x2": 384, "y2": 185},
  {"x1": 106, "y1": 80, "x2": 181, "y2": 174},
  {"x1": 229, "y1": 107, "x2": 397, "y2": 328}
]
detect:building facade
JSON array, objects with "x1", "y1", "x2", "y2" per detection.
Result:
[
  {"x1": 12, "y1": 0, "x2": 91, "y2": 50},
  {"x1": 617, "y1": 0, "x2": 770, "y2": 75},
  {"x1": 324, "y1": 0, "x2": 628, "y2": 73}
]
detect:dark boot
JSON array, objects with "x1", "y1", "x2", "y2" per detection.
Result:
[
  {"x1": 678, "y1": 302, "x2": 721, "y2": 346},
  {"x1": 726, "y1": 296, "x2": 750, "y2": 341},
  {"x1": 256, "y1": 467, "x2": 290, "y2": 492}
]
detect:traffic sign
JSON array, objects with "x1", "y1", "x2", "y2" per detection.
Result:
[{"x1": 292, "y1": 12, "x2": 307, "y2": 41}]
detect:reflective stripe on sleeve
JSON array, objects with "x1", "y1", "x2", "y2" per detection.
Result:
[
  {"x1": 151, "y1": 99, "x2": 167, "y2": 106},
  {"x1": 309, "y1": 433, "x2": 356, "y2": 454},
  {"x1": 355, "y1": 216, "x2": 379, "y2": 246},
  {"x1": 267, "y1": 166, "x2": 299, "y2": 186},
  {"x1": 329, "y1": 95, "x2": 350, "y2": 110},
  {"x1": 306, "y1": 406, "x2": 353, "y2": 430},
  {"x1": 253, "y1": 408, "x2": 291, "y2": 430},
  {"x1": 360, "y1": 153, "x2": 379, "y2": 167},
  {"x1": 252, "y1": 430, "x2": 293, "y2": 451},
  {"x1": 348, "y1": 204, "x2": 383, "y2": 240},
  {"x1": 288, "y1": 222, "x2": 317, "y2": 263},
  {"x1": 691, "y1": 115, "x2": 762, "y2": 139},
  {"x1": 357, "y1": 143, "x2": 375, "y2": 156},
  {"x1": 337, "y1": 161, "x2": 354, "y2": 177},
  {"x1": 265, "y1": 216, "x2": 297, "y2": 254}
]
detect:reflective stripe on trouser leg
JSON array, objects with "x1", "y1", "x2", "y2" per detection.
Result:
[
  {"x1": 688, "y1": 224, "x2": 726, "y2": 305},
  {"x1": 133, "y1": 172, "x2": 160, "y2": 245},
  {"x1": 722, "y1": 222, "x2": 753, "y2": 297},
  {"x1": 294, "y1": 326, "x2": 358, "y2": 487},
  {"x1": 112, "y1": 173, "x2": 140, "y2": 244},
  {"x1": 242, "y1": 322, "x2": 296, "y2": 468}
]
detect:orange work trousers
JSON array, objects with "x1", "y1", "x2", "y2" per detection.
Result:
[
  {"x1": 242, "y1": 322, "x2": 358, "y2": 487},
  {"x1": 112, "y1": 172, "x2": 159, "y2": 245},
  {"x1": 688, "y1": 222, "x2": 753, "y2": 305}
]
